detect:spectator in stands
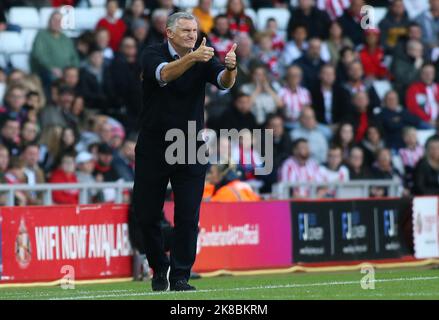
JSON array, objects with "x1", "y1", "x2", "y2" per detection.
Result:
[
  {"x1": 78, "y1": 46, "x2": 111, "y2": 112},
  {"x1": 347, "y1": 145, "x2": 371, "y2": 179},
  {"x1": 240, "y1": 64, "x2": 283, "y2": 125},
  {"x1": 208, "y1": 163, "x2": 260, "y2": 201},
  {"x1": 341, "y1": 61, "x2": 381, "y2": 110},
  {"x1": 145, "y1": 8, "x2": 167, "y2": 45},
  {"x1": 122, "y1": 0, "x2": 147, "y2": 31},
  {"x1": 293, "y1": 38, "x2": 326, "y2": 89},
  {"x1": 93, "y1": 143, "x2": 119, "y2": 182},
  {"x1": 413, "y1": 134, "x2": 439, "y2": 195},
  {"x1": 4, "y1": 157, "x2": 28, "y2": 206},
  {"x1": 336, "y1": 46, "x2": 357, "y2": 83},
  {"x1": 254, "y1": 31, "x2": 282, "y2": 78},
  {"x1": 370, "y1": 148, "x2": 401, "y2": 196},
  {"x1": 1, "y1": 84, "x2": 28, "y2": 124},
  {"x1": 96, "y1": 0, "x2": 127, "y2": 52},
  {"x1": 131, "y1": 18, "x2": 150, "y2": 58},
  {"x1": 393, "y1": 22, "x2": 424, "y2": 60},
  {"x1": 333, "y1": 121, "x2": 355, "y2": 161},
  {"x1": 265, "y1": 18, "x2": 285, "y2": 53},
  {"x1": 215, "y1": 92, "x2": 258, "y2": 131},
  {"x1": 62, "y1": 67, "x2": 80, "y2": 92},
  {"x1": 21, "y1": 143, "x2": 45, "y2": 205},
  {"x1": 113, "y1": 137, "x2": 135, "y2": 182},
  {"x1": 291, "y1": 106, "x2": 328, "y2": 164},
  {"x1": 319, "y1": 144, "x2": 350, "y2": 197},
  {"x1": 49, "y1": 152, "x2": 79, "y2": 204},
  {"x1": 287, "y1": 0, "x2": 331, "y2": 40},
  {"x1": 322, "y1": 21, "x2": 353, "y2": 65},
  {"x1": 30, "y1": 11, "x2": 79, "y2": 89},
  {"x1": 39, "y1": 85, "x2": 77, "y2": 129},
  {"x1": 0, "y1": 117, "x2": 21, "y2": 157},
  {"x1": 58, "y1": 126, "x2": 78, "y2": 158},
  {"x1": 360, "y1": 124, "x2": 386, "y2": 167},
  {"x1": 226, "y1": 0, "x2": 256, "y2": 37},
  {"x1": 414, "y1": 0, "x2": 439, "y2": 50},
  {"x1": 391, "y1": 39, "x2": 424, "y2": 99},
  {"x1": 378, "y1": 90, "x2": 423, "y2": 149},
  {"x1": 358, "y1": 28, "x2": 391, "y2": 80},
  {"x1": 208, "y1": 14, "x2": 234, "y2": 64},
  {"x1": 337, "y1": 0, "x2": 365, "y2": 46},
  {"x1": 280, "y1": 24, "x2": 308, "y2": 68},
  {"x1": 151, "y1": 0, "x2": 181, "y2": 16},
  {"x1": 76, "y1": 31, "x2": 95, "y2": 63},
  {"x1": 278, "y1": 65, "x2": 312, "y2": 128},
  {"x1": 347, "y1": 91, "x2": 378, "y2": 143},
  {"x1": 0, "y1": 144, "x2": 9, "y2": 180},
  {"x1": 0, "y1": 2, "x2": 21, "y2": 32},
  {"x1": 108, "y1": 36, "x2": 142, "y2": 131},
  {"x1": 260, "y1": 113, "x2": 293, "y2": 192},
  {"x1": 233, "y1": 34, "x2": 256, "y2": 91},
  {"x1": 311, "y1": 64, "x2": 346, "y2": 127},
  {"x1": 398, "y1": 126, "x2": 424, "y2": 192},
  {"x1": 378, "y1": 0, "x2": 410, "y2": 54},
  {"x1": 406, "y1": 63, "x2": 439, "y2": 126},
  {"x1": 38, "y1": 126, "x2": 62, "y2": 172},
  {"x1": 95, "y1": 28, "x2": 115, "y2": 63},
  {"x1": 278, "y1": 138, "x2": 323, "y2": 198},
  {"x1": 20, "y1": 121, "x2": 39, "y2": 148},
  {"x1": 193, "y1": 0, "x2": 215, "y2": 35},
  {"x1": 75, "y1": 151, "x2": 99, "y2": 201}
]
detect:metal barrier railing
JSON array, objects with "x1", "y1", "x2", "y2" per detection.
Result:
[{"x1": 0, "y1": 179, "x2": 402, "y2": 206}]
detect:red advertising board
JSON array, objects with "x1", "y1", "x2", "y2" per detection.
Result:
[
  {"x1": 0, "y1": 204, "x2": 132, "y2": 283},
  {"x1": 164, "y1": 201, "x2": 292, "y2": 272}
]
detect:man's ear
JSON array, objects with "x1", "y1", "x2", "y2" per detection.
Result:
[{"x1": 166, "y1": 28, "x2": 174, "y2": 40}]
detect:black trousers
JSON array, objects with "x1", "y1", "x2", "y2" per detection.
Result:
[{"x1": 132, "y1": 133, "x2": 207, "y2": 283}]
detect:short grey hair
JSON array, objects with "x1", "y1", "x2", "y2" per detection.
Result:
[{"x1": 166, "y1": 12, "x2": 196, "y2": 31}]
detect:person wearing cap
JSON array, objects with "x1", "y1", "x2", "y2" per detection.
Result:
[
  {"x1": 359, "y1": 28, "x2": 391, "y2": 80},
  {"x1": 75, "y1": 151, "x2": 99, "y2": 201},
  {"x1": 134, "y1": 11, "x2": 237, "y2": 292}
]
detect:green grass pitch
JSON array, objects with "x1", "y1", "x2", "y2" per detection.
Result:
[{"x1": 0, "y1": 268, "x2": 438, "y2": 300}]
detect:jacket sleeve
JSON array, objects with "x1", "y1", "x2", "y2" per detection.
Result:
[
  {"x1": 406, "y1": 84, "x2": 430, "y2": 122},
  {"x1": 141, "y1": 46, "x2": 169, "y2": 83}
]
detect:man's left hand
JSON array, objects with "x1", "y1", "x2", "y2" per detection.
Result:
[{"x1": 225, "y1": 43, "x2": 237, "y2": 71}]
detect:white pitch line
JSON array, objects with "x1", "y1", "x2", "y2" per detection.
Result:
[{"x1": 48, "y1": 276, "x2": 439, "y2": 300}]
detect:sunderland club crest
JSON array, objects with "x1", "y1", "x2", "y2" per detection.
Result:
[{"x1": 15, "y1": 218, "x2": 31, "y2": 269}]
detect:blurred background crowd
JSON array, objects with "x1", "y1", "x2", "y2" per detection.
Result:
[{"x1": 0, "y1": 0, "x2": 439, "y2": 204}]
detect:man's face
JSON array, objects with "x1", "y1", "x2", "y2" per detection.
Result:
[
  {"x1": 7, "y1": 88, "x2": 26, "y2": 111},
  {"x1": 49, "y1": 13, "x2": 62, "y2": 33},
  {"x1": 215, "y1": 17, "x2": 229, "y2": 35},
  {"x1": 391, "y1": 0, "x2": 405, "y2": 16},
  {"x1": 286, "y1": 67, "x2": 302, "y2": 87},
  {"x1": 421, "y1": 66, "x2": 436, "y2": 85},
  {"x1": 89, "y1": 51, "x2": 104, "y2": 68},
  {"x1": 385, "y1": 91, "x2": 399, "y2": 110},
  {"x1": 59, "y1": 92, "x2": 75, "y2": 110},
  {"x1": 107, "y1": 0, "x2": 118, "y2": 17},
  {"x1": 294, "y1": 142, "x2": 310, "y2": 160},
  {"x1": 121, "y1": 38, "x2": 137, "y2": 62},
  {"x1": 167, "y1": 19, "x2": 198, "y2": 50},
  {"x1": 235, "y1": 96, "x2": 252, "y2": 114},
  {"x1": 349, "y1": 148, "x2": 363, "y2": 169},
  {"x1": 428, "y1": 141, "x2": 439, "y2": 161},
  {"x1": 22, "y1": 123, "x2": 38, "y2": 142},
  {"x1": 2, "y1": 120, "x2": 20, "y2": 141},
  {"x1": 320, "y1": 66, "x2": 335, "y2": 85},
  {"x1": 348, "y1": 62, "x2": 363, "y2": 81},
  {"x1": 353, "y1": 92, "x2": 369, "y2": 112},
  {"x1": 408, "y1": 25, "x2": 422, "y2": 40},
  {"x1": 328, "y1": 148, "x2": 342, "y2": 169},
  {"x1": 99, "y1": 124, "x2": 113, "y2": 143},
  {"x1": 98, "y1": 153, "x2": 113, "y2": 166},
  {"x1": 308, "y1": 39, "x2": 321, "y2": 59},
  {"x1": 22, "y1": 146, "x2": 39, "y2": 167},
  {"x1": 300, "y1": 108, "x2": 316, "y2": 130},
  {"x1": 63, "y1": 68, "x2": 79, "y2": 87},
  {"x1": 267, "y1": 117, "x2": 284, "y2": 138}
]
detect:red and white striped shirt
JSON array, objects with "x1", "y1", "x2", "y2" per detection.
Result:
[
  {"x1": 316, "y1": 0, "x2": 351, "y2": 20},
  {"x1": 279, "y1": 156, "x2": 323, "y2": 197},
  {"x1": 398, "y1": 145, "x2": 424, "y2": 168},
  {"x1": 278, "y1": 86, "x2": 312, "y2": 123}
]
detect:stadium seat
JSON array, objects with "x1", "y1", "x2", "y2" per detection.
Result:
[
  {"x1": 257, "y1": 8, "x2": 290, "y2": 31},
  {"x1": 213, "y1": 0, "x2": 227, "y2": 9},
  {"x1": 372, "y1": 7, "x2": 387, "y2": 27},
  {"x1": 372, "y1": 80, "x2": 392, "y2": 100},
  {"x1": 21, "y1": 29, "x2": 38, "y2": 52},
  {"x1": 39, "y1": 7, "x2": 56, "y2": 29},
  {"x1": 417, "y1": 129, "x2": 436, "y2": 147},
  {"x1": 8, "y1": 7, "x2": 40, "y2": 29},
  {"x1": 10, "y1": 53, "x2": 31, "y2": 73},
  {"x1": 90, "y1": 0, "x2": 106, "y2": 7},
  {"x1": 0, "y1": 32, "x2": 26, "y2": 54},
  {"x1": 179, "y1": 0, "x2": 199, "y2": 9},
  {"x1": 74, "y1": 7, "x2": 106, "y2": 30}
]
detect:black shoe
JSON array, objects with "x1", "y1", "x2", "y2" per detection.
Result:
[
  {"x1": 170, "y1": 279, "x2": 196, "y2": 291},
  {"x1": 151, "y1": 267, "x2": 169, "y2": 291}
]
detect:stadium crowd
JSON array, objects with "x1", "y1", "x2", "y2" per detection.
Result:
[{"x1": 0, "y1": 0, "x2": 439, "y2": 205}]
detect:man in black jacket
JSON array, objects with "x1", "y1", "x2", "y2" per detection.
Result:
[{"x1": 414, "y1": 135, "x2": 439, "y2": 195}]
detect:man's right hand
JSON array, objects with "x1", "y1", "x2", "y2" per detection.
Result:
[{"x1": 191, "y1": 37, "x2": 214, "y2": 62}]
